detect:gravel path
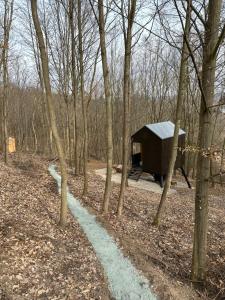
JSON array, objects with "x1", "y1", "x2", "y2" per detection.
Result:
[{"x1": 49, "y1": 165, "x2": 156, "y2": 300}]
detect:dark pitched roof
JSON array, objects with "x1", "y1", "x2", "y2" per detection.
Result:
[{"x1": 144, "y1": 121, "x2": 185, "y2": 140}]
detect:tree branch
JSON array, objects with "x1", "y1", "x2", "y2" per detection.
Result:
[
  {"x1": 173, "y1": 0, "x2": 207, "y2": 111},
  {"x1": 190, "y1": 3, "x2": 206, "y2": 27},
  {"x1": 212, "y1": 23, "x2": 225, "y2": 58}
]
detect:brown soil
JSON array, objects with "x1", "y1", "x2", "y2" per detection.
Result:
[
  {"x1": 0, "y1": 154, "x2": 110, "y2": 300},
  {"x1": 67, "y1": 163, "x2": 225, "y2": 300}
]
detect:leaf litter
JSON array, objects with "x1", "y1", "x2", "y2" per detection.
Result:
[
  {"x1": 67, "y1": 164, "x2": 225, "y2": 300},
  {"x1": 0, "y1": 154, "x2": 109, "y2": 300},
  {"x1": 0, "y1": 154, "x2": 224, "y2": 300}
]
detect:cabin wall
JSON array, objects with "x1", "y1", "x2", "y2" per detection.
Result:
[
  {"x1": 161, "y1": 134, "x2": 186, "y2": 174},
  {"x1": 132, "y1": 126, "x2": 186, "y2": 176},
  {"x1": 175, "y1": 134, "x2": 186, "y2": 168},
  {"x1": 141, "y1": 135, "x2": 162, "y2": 174}
]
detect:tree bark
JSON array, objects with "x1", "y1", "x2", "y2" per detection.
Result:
[
  {"x1": 31, "y1": 0, "x2": 68, "y2": 227},
  {"x1": 117, "y1": 0, "x2": 137, "y2": 216},
  {"x1": 78, "y1": 0, "x2": 88, "y2": 196},
  {"x1": 2, "y1": 0, "x2": 14, "y2": 165},
  {"x1": 220, "y1": 138, "x2": 225, "y2": 185},
  {"x1": 191, "y1": 0, "x2": 223, "y2": 284},
  {"x1": 69, "y1": 0, "x2": 80, "y2": 175},
  {"x1": 32, "y1": 109, "x2": 38, "y2": 154},
  {"x1": 98, "y1": 0, "x2": 113, "y2": 213}
]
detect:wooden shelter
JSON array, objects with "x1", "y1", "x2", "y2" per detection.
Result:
[{"x1": 130, "y1": 121, "x2": 189, "y2": 187}]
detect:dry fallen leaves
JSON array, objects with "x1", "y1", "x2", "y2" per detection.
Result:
[
  {"x1": 0, "y1": 154, "x2": 109, "y2": 300},
  {"x1": 68, "y1": 165, "x2": 225, "y2": 300}
]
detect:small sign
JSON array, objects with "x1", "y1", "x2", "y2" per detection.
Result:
[{"x1": 8, "y1": 137, "x2": 16, "y2": 153}]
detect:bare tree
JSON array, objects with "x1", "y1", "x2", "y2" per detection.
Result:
[
  {"x1": 33, "y1": 5, "x2": 53, "y2": 155},
  {"x1": 153, "y1": 0, "x2": 192, "y2": 225},
  {"x1": 31, "y1": 0, "x2": 68, "y2": 226},
  {"x1": 69, "y1": 0, "x2": 80, "y2": 175},
  {"x1": 1, "y1": 0, "x2": 14, "y2": 164},
  {"x1": 117, "y1": 0, "x2": 137, "y2": 216},
  {"x1": 191, "y1": 0, "x2": 225, "y2": 284},
  {"x1": 97, "y1": 0, "x2": 113, "y2": 213},
  {"x1": 77, "y1": 0, "x2": 88, "y2": 196}
]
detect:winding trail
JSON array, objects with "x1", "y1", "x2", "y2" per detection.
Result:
[{"x1": 49, "y1": 165, "x2": 156, "y2": 300}]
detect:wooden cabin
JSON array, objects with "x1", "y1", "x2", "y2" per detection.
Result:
[{"x1": 130, "y1": 121, "x2": 186, "y2": 186}]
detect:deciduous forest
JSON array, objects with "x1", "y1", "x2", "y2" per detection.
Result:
[{"x1": 0, "y1": 0, "x2": 225, "y2": 299}]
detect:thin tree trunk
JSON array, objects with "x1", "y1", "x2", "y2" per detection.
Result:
[
  {"x1": 153, "y1": 0, "x2": 191, "y2": 225},
  {"x1": 2, "y1": 0, "x2": 14, "y2": 165},
  {"x1": 210, "y1": 107, "x2": 220, "y2": 187},
  {"x1": 26, "y1": 1, "x2": 51, "y2": 156},
  {"x1": 98, "y1": 0, "x2": 113, "y2": 213},
  {"x1": 78, "y1": 0, "x2": 88, "y2": 196},
  {"x1": 65, "y1": 102, "x2": 72, "y2": 166},
  {"x1": 31, "y1": 0, "x2": 68, "y2": 226},
  {"x1": 73, "y1": 96, "x2": 79, "y2": 173},
  {"x1": 220, "y1": 138, "x2": 225, "y2": 185},
  {"x1": 68, "y1": 0, "x2": 79, "y2": 175},
  {"x1": 117, "y1": 0, "x2": 137, "y2": 216},
  {"x1": 32, "y1": 109, "x2": 38, "y2": 154},
  {"x1": 191, "y1": 0, "x2": 223, "y2": 284},
  {"x1": 2, "y1": 60, "x2": 8, "y2": 164}
]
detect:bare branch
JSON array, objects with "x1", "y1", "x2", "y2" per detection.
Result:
[{"x1": 212, "y1": 23, "x2": 225, "y2": 58}]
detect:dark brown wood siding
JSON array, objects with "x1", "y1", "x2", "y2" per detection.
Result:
[
  {"x1": 141, "y1": 136, "x2": 162, "y2": 174},
  {"x1": 161, "y1": 134, "x2": 185, "y2": 175},
  {"x1": 132, "y1": 126, "x2": 186, "y2": 176}
]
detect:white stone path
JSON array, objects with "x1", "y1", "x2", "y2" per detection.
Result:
[
  {"x1": 49, "y1": 165, "x2": 156, "y2": 300},
  {"x1": 95, "y1": 168, "x2": 179, "y2": 195}
]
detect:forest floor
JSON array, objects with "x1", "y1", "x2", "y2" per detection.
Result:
[
  {"x1": 68, "y1": 160, "x2": 225, "y2": 300},
  {"x1": 0, "y1": 154, "x2": 224, "y2": 300},
  {"x1": 0, "y1": 154, "x2": 109, "y2": 300}
]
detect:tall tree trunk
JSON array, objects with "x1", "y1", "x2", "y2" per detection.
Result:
[
  {"x1": 117, "y1": 0, "x2": 137, "y2": 216},
  {"x1": 2, "y1": 54, "x2": 8, "y2": 164},
  {"x1": 69, "y1": 0, "x2": 79, "y2": 175},
  {"x1": 2, "y1": 0, "x2": 14, "y2": 165},
  {"x1": 191, "y1": 0, "x2": 223, "y2": 284},
  {"x1": 31, "y1": 0, "x2": 68, "y2": 226},
  {"x1": 153, "y1": 0, "x2": 191, "y2": 225},
  {"x1": 98, "y1": 0, "x2": 113, "y2": 213},
  {"x1": 78, "y1": 0, "x2": 88, "y2": 196},
  {"x1": 26, "y1": 1, "x2": 52, "y2": 156},
  {"x1": 65, "y1": 102, "x2": 72, "y2": 167}
]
